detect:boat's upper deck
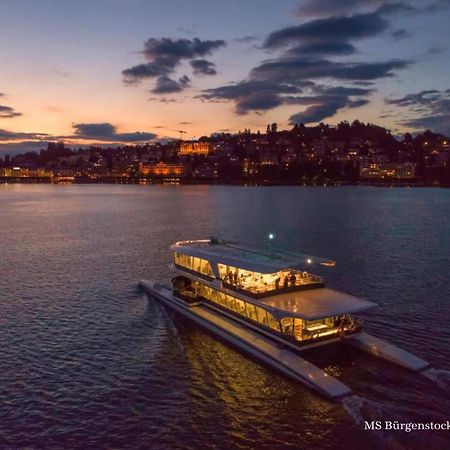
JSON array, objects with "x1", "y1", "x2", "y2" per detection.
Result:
[
  {"x1": 170, "y1": 239, "x2": 376, "y2": 320},
  {"x1": 171, "y1": 239, "x2": 336, "y2": 274}
]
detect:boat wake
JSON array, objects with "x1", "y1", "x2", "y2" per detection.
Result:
[
  {"x1": 422, "y1": 368, "x2": 450, "y2": 390},
  {"x1": 341, "y1": 395, "x2": 407, "y2": 450}
]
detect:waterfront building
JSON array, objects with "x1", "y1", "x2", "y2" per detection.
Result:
[
  {"x1": 139, "y1": 161, "x2": 184, "y2": 178},
  {"x1": 360, "y1": 162, "x2": 416, "y2": 180},
  {"x1": 0, "y1": 167, "x2": 53, "y2": 179},
  {"x1": 179, "y1": 141, "x2": 210, "y2": 156}
]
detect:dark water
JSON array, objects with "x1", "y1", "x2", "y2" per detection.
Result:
[{"x1": 1, "y1": 184, "x2": 449, "y2": 450}]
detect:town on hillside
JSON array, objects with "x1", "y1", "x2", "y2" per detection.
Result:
[{"x1": 1, "y1": 121, "x2": 449, "y2": 186}]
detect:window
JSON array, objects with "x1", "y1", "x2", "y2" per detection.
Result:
[
  {"x1": 245, "y1": 303, "x2": 257, "y2": 321},
  {"x1": 281, "y1": 317, "x2": 294, "y2": 336},
  {"x1": 175, "y1": 253, "x2": 213, "y2": 277},
  {"x1": 255, "y1": 307, "x2": 268, "y2": 325},
  {"x1": 234, "y1": 298, "x2": 247, "y2": 316},
  {"x1": 225, "y1": 295, "x2": 237, "y2": 311},
  {"x1": 267, "y1": 312, "x2": 281, "y2": 332}
]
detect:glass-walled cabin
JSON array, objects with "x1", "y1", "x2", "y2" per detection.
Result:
[
  {"x1": 174, "y1": 251, "x2": 324, "y2": 298},
  {"x1": 172, "y1": 275, "x2": 360, "y2": 344},
  {"x1": 217, "y1": 263, "x2": 323, "y2": 297},
  {"x1": 174, "y1": 252, "x2": 214, "y2": 278}
]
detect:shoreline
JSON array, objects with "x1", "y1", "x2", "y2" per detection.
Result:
[{"x1": 1, "y1": 178, "x2": 448, "y2": 188}]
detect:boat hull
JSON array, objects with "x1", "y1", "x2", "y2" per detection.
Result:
[{"x1": 139, "y1": 279, "x2": 353, "y2": 401}]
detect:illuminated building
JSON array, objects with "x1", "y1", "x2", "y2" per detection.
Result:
[
  {"x1": 139, "y1": 161, "x2": 184, "y2": 177},
  {"x1": 179, "y1": 141, "x2": 210, "y2": 155},
  {"x1": 0, "y1": 167, "x2": 53, "y2": 178},
  {"x1": 360, "y1": 162, "x2": 416, "y2": 180}
]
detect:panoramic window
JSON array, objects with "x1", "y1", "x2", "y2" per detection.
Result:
[
  {"x1": 175, "y1": 252, "x2": 214, "y2": 277},
  {"x1": 217, "y1": 263, "x2": 322, "y2": 295}
]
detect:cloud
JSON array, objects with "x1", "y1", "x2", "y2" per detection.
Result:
[
  {"x1": 0, "y1": 105, "x2": 22, "y2": 118},
  {"x1": 122, "y1": 37, "x2": 225, "y2": 93},
  {"x1": 285, "y1": 85, "x2": 372, "y2": 123},
  {"x1": 265, "y1": 9, "x2": 392, "y2": 49},
  {"x1": 190, "y1": 59, "x2": 218, "y2": 75},
  {"x1": 251, "y1": 58, "x2": 409, "y2": 82},
  {"x1": 386, "y1": 89, "x2": 450, "y2": 134},
  {"x1": 392, "y1": 28, "x2": 409, "y2": 39},
  {"x1": 200, "y1": 80, "x2": 305, "y2": 114},
  {"x1": 199, "y1": 54, "x2": 398, "y2": 119},
  {"x1": 0, "y1": 129, "x2": 48, "y2": 141},
  {"x1": 198, "y1": 1, "x2": 410, "y2": 124},
  {"x1": 296, "y1": 0, "x2": 415, "y2": 17},
  {"x1": 234, "y1": 35, "x2": 259, "y2": 44},
  {"x1": 200, "y1": 77, "x2": 374, "y2": 122},
  {"x1": 0, "y1": 93, "x2": 22, "y2": 118},
  {"x1": 152, "y1": 75, "x2": 190, "y2": 94},
  {"x1": 72, "y1": 122, "x2": 157, "y2": 142},
  {"x1": 287, "y1": 41, "x2": 357, "y2": 56}
]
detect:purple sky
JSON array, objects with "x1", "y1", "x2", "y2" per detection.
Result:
[{"x1": 1, "y1": 0, "x2": 450, "y2": 154}]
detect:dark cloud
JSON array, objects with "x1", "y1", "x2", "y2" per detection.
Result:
[
  {"x1": 296, "y1": 0, "x2": 413, "y2": 17},
  {"x1": 122, "y1": 37, "x2": 225, "y2": 93},
  {"x1": 286, "y1": 86, "x2": 372, "y2": 123},
  {"x1": 123, "y1": 63, "x2": 167, "y2": 81},
  {"x1": 152, "y1": 75, "x2": 190, "y2": 94},
  {"x1": 201, "y1": 77, "x2": 374, "y2": 122},
  {"x1": 392, "y1": 28, "x2": 409, "y2": 39},
  {"x1": 190, "y1": 59, "x2": 217, "y2": 75},
  {"x1": 386, "y1": 89, "x2": 450, "y2": 134},
  {"x1": 287, "y1": 41, "x2": 357, "y2": 56},
  {"x1": 0, "y1": 95, "x2": 22, "y2": 118},
  {"x1": 200, "y1": 80, "x2": 304, "y2": 114},
  {"x1": 264, "y1": 6, "x2": 410, "y2": 49},
  {"x1": 0, "y1": 105, "x2": 22, "y2": 118},
  {"x1": 72, "y1": 122, "x2": 157, "y2": 142},
  {"x1": 234, "y1": 35, "x2": 259, "y2": 44},
  {"x1": 141, "y1": 37, "x2": 225, "y2": 61},
  {"x1": 198, "y1": 2, "x2": 410, "y2": 121},
  {"x1": 251, "y1": 58, "x2": 410, "y2": 82},
  {"x1": 290, "y1": 102, "x2": 348, "y2": 124},
  {"x1": 0, "y1": 129, "x2": 48, "y2": 141}
]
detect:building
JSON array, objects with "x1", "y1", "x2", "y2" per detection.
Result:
[
  {"x1": 360, "y1": 162, "x2": 416, "y2": 180},
  {"x1": 179, "y1": 141, "x2": 210, "y2": 156},
  {"x1": 139, "y1": 161, "x2": 184, "y2": 178},
  {"x1": 0, "y1": 167, "x2": 53, "y2": 178}
]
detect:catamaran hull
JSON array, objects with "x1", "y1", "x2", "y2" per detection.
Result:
[
  {"x1": 139, "y1": 279, "x2": 353, "y2": 401},
  {"x1": 139, "y1": 279, "x2": 431, "y2": 400}
]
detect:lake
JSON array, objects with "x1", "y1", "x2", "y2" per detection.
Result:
[{"x1": 1, "y1": 184, "x2": 449, "y2": 449}]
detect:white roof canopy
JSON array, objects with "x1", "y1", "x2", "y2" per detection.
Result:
[
  {"x1": 171, "y1": 264, "x2": 376, "y2": 321},
  {"x1": 171, "y1": 239, "x2": 336, "y2": 274},
  {"x1": 259, "y1": 288, "x2": 377, "y2": 320}
]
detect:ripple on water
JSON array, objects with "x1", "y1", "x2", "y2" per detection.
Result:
[{"x1": 0, "y1": 184, "x2": 449, "y2": 449}]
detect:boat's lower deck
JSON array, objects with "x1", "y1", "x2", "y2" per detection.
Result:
[
  {"x1": 175, "y1": 277, "x2": 362, "y2": 347},
  {"x1": 140, "y1": 279, "x2": 352, "y2": 400},
  {"x1": 139, "y1": 279, "x2": 430, "y2": 401}
]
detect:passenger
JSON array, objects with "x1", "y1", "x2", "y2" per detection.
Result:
[
  {"x1": 290, "y1": 273, "x2": 296, "y2": 286},
  {"x1": 283, "y1": 276, "x2": 289, "y2": 289},
  {"x1": 275, "y1": 277, "x2": 280, "y2": 290},
  {"x1": 227, "y1": 270, "x2": 233, "y2": 284}
]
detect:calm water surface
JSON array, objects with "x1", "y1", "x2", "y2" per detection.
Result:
[{"x1": 0, "y1": 184, "x2": 449, "y2": 450}]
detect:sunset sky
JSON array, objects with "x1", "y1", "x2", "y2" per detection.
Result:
[{"x1": 1, "y1": 0, "x2": 450, "y2": 154}]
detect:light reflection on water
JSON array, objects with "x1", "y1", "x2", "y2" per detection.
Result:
[{"x1": 0, "y1": 184, "x2": 449, "y2": 449}]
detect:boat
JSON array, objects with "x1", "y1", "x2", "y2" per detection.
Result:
[{"x1": 139, "y1": 237, "x2": 431, "y2": 400}]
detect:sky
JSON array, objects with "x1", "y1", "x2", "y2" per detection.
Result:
[{"x1": 1, "y1": 0, "x2": 450, "y2": 154}]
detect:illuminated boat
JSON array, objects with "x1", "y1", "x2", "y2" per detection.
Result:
[{"x1": 139, "y1": 238, "x2": 430, "y2": 400}]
